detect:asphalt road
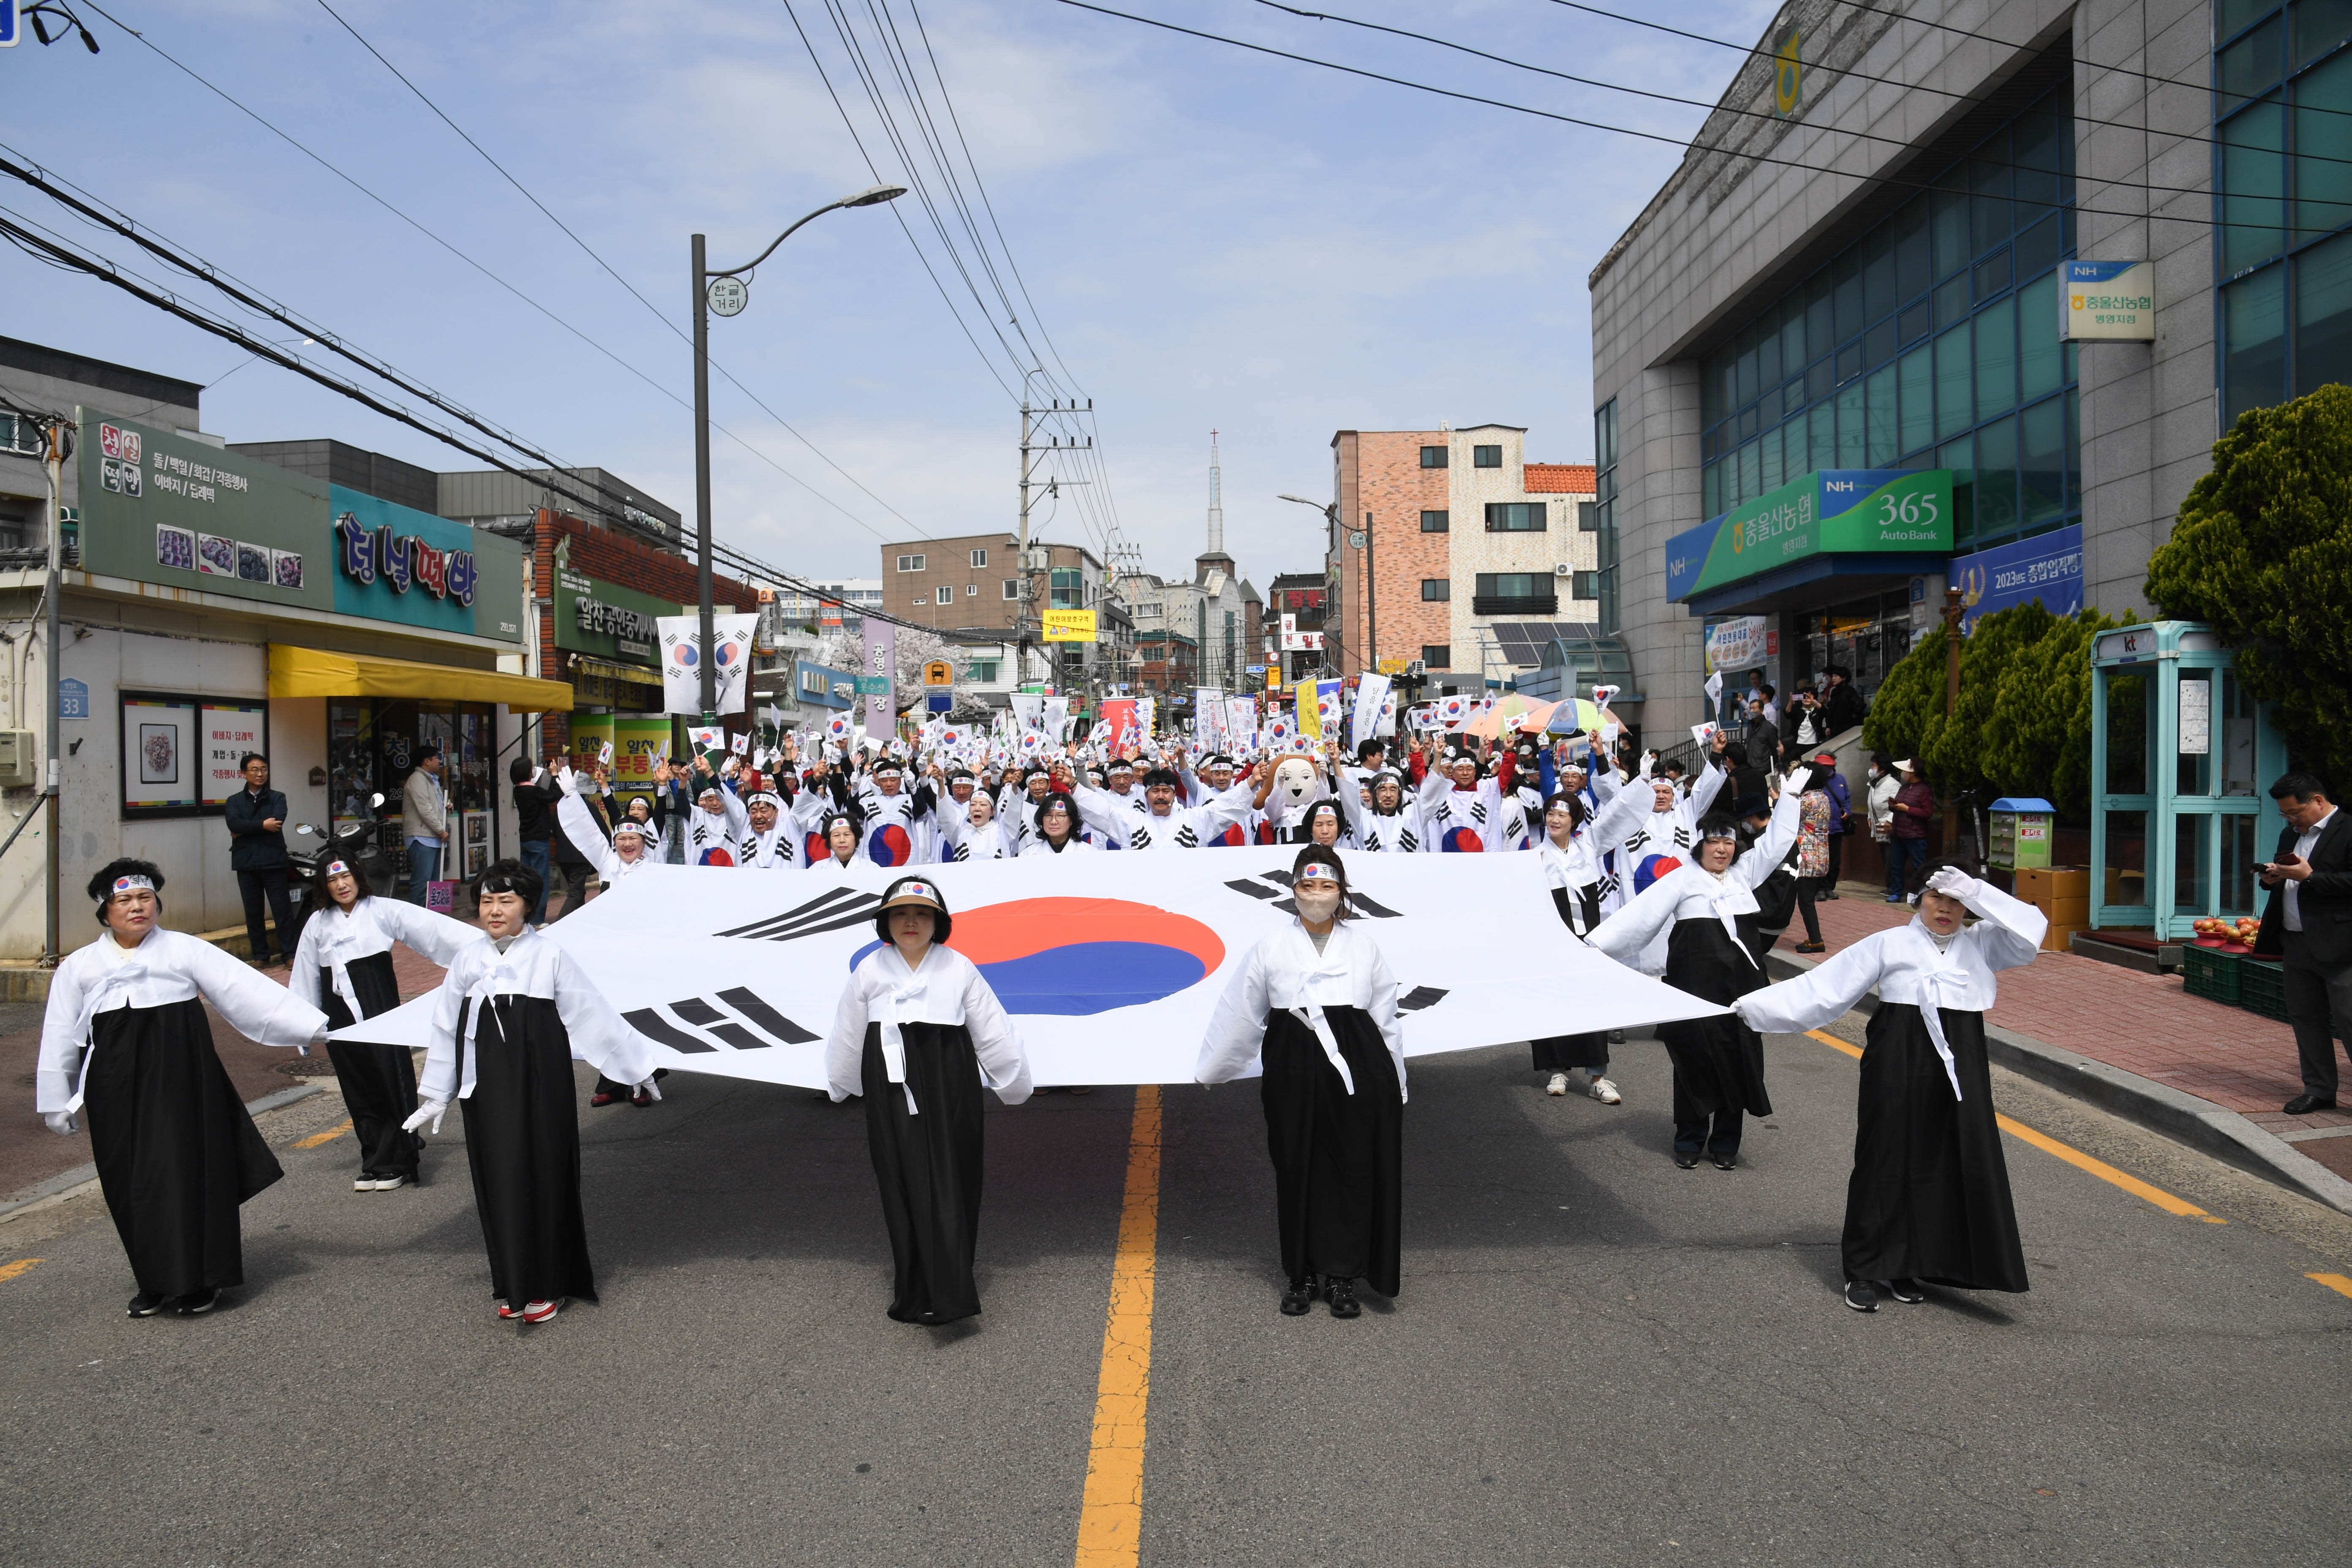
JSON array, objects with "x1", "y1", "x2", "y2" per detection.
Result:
[{"x1": 3, "y1": 1018, "x2": 2349, "y2": 1568}]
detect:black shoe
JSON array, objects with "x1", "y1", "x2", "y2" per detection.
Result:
[
  {"x1": 1279, "y1": 1275, "x2": 1320, "y2": 1316},
  {"x1": 126, "y1": 1292, "x2": 166, "y2": 1318},
  {"x1": 1326, "y1": 1277, "x2": 1361, "y2": 1319},
  {"x1": 174, "y1": 1288, "x2": 221, "y2": 1316},
  {"x1": 2284, "y1": 1093, "x2": 2339, "y2": 1114},
  {"x1": 1711, "y1": 1152, "x2": 1738, "y2": 1171},
  {"x1": 1886, "y1": 1278, "x2": 1925, "y2": 1304},
  {"x1": 1673, "y1": 1150, "x2": 1701, "y2": 1169},
  {"x1": 1843, "y1": 1280, "x2": 1879, "y2": 1312}
]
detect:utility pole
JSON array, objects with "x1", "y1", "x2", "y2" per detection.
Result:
[
  {"x1": 1361, "y1": 509, "x2": 1377, "y2": 676},
  {"x1": 42, "y1": 418, "x2": 62, "y2": 965},
  {"x1": 1942, "y1": 585, "x2": 1964, "y2": 858},
  {"x1": 691, "y1": 231, "x2": 716, "y2": 721},
  {"x1": 1017, "y1": 377, "x2": 1095, "y2": 702}
]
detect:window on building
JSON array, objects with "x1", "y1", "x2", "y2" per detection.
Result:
[
  {"x1": 1419, "y1": 445, "x2": 1448, "y2": 468},
  {"x1": 969, "y1": 547, "x2": 988, "y2": 568},
  {"x1": 1571, "y1": 570, "x2": 1600, "y2": 601},
  {"x1": 1473, "y1": 444, "x2": 1503, "y2": 468},
  {"x1": 1003, "y1": 579, "x2": 1021, "y2": 600},
  {"x1": 1594, "y1": 399, "x2": 1620, "y2": 634},
  {"x1": 966, "y1": 659, "x2": 1000, "y2": 683},
  {"x1": 935, "y1": 586, "x2": 952, "y2": 605},
  {"x1": 1484, "y1": 502, "x2": 1547, "y2": 531},
  {"x1": 1421, "y1": 645, "x2": 1451, "y2": 668},
  {"x1": 1420, "y1": 509, "x2": 1450, "y2": 532},
  {"x1": 965, "y1": 583, "x2": 978, "y2": 596},
  {"x1": 896, "y1": 553, "x2": 927, "y2": 572},
  {"x1": 1577, "y1": 500, "x2": 1598, "y2": 531},
  {"x1": 1692, "y1": 80, "x2": 2082, "y2": 554},
  {"x1": 1475, "y1": 572, "x2": 1546, "y2": 598},
  {"x1": 1421, "y1": 578, "x2": 1450, "y2": 602},
  {"x1": 1050, "y1": 568, "x2": 1084, "y2": 609}
]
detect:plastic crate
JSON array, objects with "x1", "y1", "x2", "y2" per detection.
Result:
[
  {"x1": 2180, "y1": 944, "x2": 2241, "y2": 1005},
  {"x1": 2239, "y1": 958, "x2": 2289, "y2": 1021}
]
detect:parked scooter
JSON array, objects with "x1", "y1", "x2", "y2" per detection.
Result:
[{"x1": 286, "y1": 793, "x2": 393, "y2": 945}]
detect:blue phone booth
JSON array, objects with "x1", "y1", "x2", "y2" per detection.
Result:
[{"x1": 2089, "y1": 621, "x2": 2287, "y2": 938}]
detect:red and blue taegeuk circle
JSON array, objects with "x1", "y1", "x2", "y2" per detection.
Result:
[
  {"x1": 866, "y1": 822, "x2": 915, "y2": 866},
  {"x1": 853, "y1": 897, "x2": 1225, "y2": 1015},
  {"x1": 1441, "y1": 824, "x2": 1485, "y2": 853},
  {"x1": 1633, "y1": 851, "x2": 1683, "y2": 893},
  {"x1": 671, "y1": 643, "x2": 699, "y2": 667}
]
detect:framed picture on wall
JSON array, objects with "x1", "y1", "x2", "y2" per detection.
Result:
[{"x1": 119, "y1": 690, "x2": 270, "y2": 819}]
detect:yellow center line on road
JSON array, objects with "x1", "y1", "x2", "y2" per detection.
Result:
[
  {"x1": 0, "y1": 1258, "x2": 43, "y2": 1282},
  {"x1": 1802, "y1": 1029, "x2": 2221, "y2": 1222},
  {"x1": 292, "y1": 1119, "x2": 354, "y2": 1150},
  {"x1": 1074, "y1": 1084, "x2": 1162, "y2": 1568},
  {"x1": 2309, "y1": 1273, "x2": 2352, "y2": 1301}
]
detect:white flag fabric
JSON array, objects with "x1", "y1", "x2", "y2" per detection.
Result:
[
  {"x1": 1193, "y1": 687, "x2": 1224, "y2": 749},
  {"x1": 334, "y1": 850, "x2": 1726, "y2": 1089},
  {"x1": 1350, "y1": 673, "x2": 1391, "y2": 751},
  {"x1": 1224, "y1": 696, "x2": 1255, "y2": 749},
  {"x1": 657, "y1": 613, "x2": 758, "y2": 716}
]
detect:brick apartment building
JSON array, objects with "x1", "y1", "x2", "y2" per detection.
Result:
[
  {"x1": 1327, "y1": 424, "x2": 1599, "y2": 689},
  {"x1": 877, "y1": 531, "x2": 1105, "y2": 635}
]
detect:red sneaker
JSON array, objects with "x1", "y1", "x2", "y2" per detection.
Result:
[{"x1": 520, "y1": 1298, "x2": 562, "y2": 1324}]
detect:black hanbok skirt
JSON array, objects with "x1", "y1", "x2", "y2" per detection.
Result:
[
  {"x1": 1843, "y1": 1003, "x2": 2028, "y2": 1291},
  {"x1": 1533, "y1": 884, "x2": 1609, "y2": 1071},
  {"x1": 82, "y1": 997, "x2": 282, "y2": 1299},
  {"x1": 1658, "y1": 915, "x2": 1774, "y2": 1118},
  {"x1": 319, "y1": 952, "x2": 421, "y2": 1180},
  {"x1": 1259, "y1": 1006, "x2": 1402, "y2": 1296},
  {"x1": 457, "y1": 996, "x2": 597, "y2": 1306},
  {"x1": 859, "y1": 1021, "x2": 989, "y2": 1324}
]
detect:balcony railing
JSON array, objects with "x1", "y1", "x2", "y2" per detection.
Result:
[{"x1": 1471, "y1": 592, "x2": 1558, "y2": 616}]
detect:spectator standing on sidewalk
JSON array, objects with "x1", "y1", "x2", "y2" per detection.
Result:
[
  {"x1": 1783, "y1": 686, "x2": 1829, "y2": 756},
  {"x1": 510, "y1": 755, "x2": 562, "y2": 926},
  {"x1": 2253, "y1": 773, "x2": 2352, "y2": 1114},
  {"x1": 1885, "y1": 758, "x2": 1934, "y2": 903},
  {"x1": 1791, "y1": 768, "x2": 1834, "y2": 953},
  {"x1": 1820, "y1": 664, "x2": 1867, "y2": 736},
  {"x1": 1816, "y1": 752, "x2": 1853, "y2": 898},
  {"x1": 401, "y1": 746, "x2": 448, "y2": 905},
  {"x1": 1866, "y1": 751, "x2": 1898, "y2": 847},
  {"x1": 547, "y1": 754, "x2": 606, "y2": 921},
  {"x1": 224, "y1": 753, "x2": 292, "y2": 966}
]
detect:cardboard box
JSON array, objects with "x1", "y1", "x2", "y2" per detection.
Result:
[
  {"x1": 2040, "y1": 896, "x2": 2090, "y2": 927},
  {"x1": 2017, "y1": 866, "x2": 2090, "y2": 902},
  {"x1": 2042, "y1": 921, "x2": 2086, "y2": 953}
]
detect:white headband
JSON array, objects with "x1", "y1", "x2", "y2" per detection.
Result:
[
  {"x1": 1296, "y1": 862, "x2": 1341, "y2": 884},
  {"x1": 109, "y1": 874, "x2": 155, "y2": 896}
]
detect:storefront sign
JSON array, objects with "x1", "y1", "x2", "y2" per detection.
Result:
[
  {"x1": 77, "y1": 410, "x2": 333, "y2": 613},
  {"x1": 329, "y1": 486, "x2": 523, "y2": 643},
  {"x1": 1704, "y1": 615, "x2": 1769, "y2": 671},
  {"x1": 554, "y1": 556, "x2": 676, "y2": 666},
  {"x1": 1949, "y1": 522, "x2": 2083, "y2": 634},
  {"x1": 796, "y1": 660, "x2": 854, "y2": 708},
  {"x1": 1667, "y1": 469, "x2": 1955, "y2": 601},
  {"x1": 2059, "y1": 261, "x2": 2155, "y2": 342}
]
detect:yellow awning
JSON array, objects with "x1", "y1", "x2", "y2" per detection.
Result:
[{"x1": 269, "y1": 644, "x2": 574, "y2": 712}]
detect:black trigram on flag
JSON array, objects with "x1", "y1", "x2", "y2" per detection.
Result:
[
  {"x1": 1222, "y1": 869, "x2": 1402, "y2": 919},
  {"x1": 624, "y1": 987, "x2": 821, "y2": 1055},
  {"x1": 714, "y1": 885, "x2": 882, "y2": 942}
]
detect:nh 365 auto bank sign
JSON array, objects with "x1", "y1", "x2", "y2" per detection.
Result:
[{"x1": 1666, "y1": 469, "x2": 1954, "y2": 601}]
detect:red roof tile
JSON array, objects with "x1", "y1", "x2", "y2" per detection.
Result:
[{"x1": 1524, "y1": 463, "x2": 1595, "y2": 494}]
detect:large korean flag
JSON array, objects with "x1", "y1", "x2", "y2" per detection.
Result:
[{"x1": 334, "y1": 852, "x2": 1726, "y2": 1088}]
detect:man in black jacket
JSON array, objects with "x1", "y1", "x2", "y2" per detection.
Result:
[
  {"x1": 2253, "y1": 772, "x2": 2352, "y2": 1113},
  {"x1": 511, "y1": 754, "x2": 562, "y2": 925},
  {"x1": 224, "y1": 751, "x2": 293, "y2": 966}
]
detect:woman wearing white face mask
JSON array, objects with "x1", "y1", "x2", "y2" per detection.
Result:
[{"x1": 1198, "y1": 848, "x2": 1407, "y2": 1320}]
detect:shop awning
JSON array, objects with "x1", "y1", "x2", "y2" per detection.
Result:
[{"x1": 268, "y1": 644, "x2": 574, "y2": 712}]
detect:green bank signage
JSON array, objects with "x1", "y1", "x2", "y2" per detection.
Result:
[{"x1": 1665, "y1": 468, "x2": 1954, "y2": 601}]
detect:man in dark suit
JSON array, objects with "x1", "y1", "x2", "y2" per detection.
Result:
[
  {"x1": 2253, "y1": 772, "x2": 2352, "y2": 1113},
  {"x1": 223, "y1": 751, "x2": 293, "y2": 966}
]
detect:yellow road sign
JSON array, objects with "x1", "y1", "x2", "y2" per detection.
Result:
[{"x1": 1042, "y1": 609, "x2": 1098, "y2": 643}]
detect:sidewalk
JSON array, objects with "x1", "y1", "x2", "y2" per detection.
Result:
[{"x1": 1777, "y1": 885, "x2": 2352, "y2": 1206}]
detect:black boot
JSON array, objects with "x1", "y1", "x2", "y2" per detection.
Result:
[
  {"x1": 1279, "y1": 1274, "x2": 1320, "y2": 1316},
  {"x1": 1326, "y1": 1277, "x2": 1361, "y2": 1319}
]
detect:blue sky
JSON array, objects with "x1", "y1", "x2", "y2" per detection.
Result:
[{"x1": 0, "y1": 0, "x2": 1777, "y2": 589}]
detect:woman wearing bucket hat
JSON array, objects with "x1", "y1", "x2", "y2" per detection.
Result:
[{"x1": 825, "y1": 877, "x2": 1032, "y2": 1324}]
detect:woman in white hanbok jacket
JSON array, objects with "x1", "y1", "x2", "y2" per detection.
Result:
[{"x1": 1199, "y1": 848, "x2": 1406, "y2": 1320}]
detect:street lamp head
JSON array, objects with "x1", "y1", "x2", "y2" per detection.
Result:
[
  {"x1": 842, "y1": 184, "x2": 908, "y2": 208},
  {"x1": 1277, "y1": 494, "x2": 1318, "y2": 507}
]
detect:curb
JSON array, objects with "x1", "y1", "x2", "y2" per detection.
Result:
[
  {"x1": 0, "y1": 1081, "x2": 324, "y2": 1222},
  {"x1": 1764, "y1": 949, "x2": 2352, "y2": 1217}
]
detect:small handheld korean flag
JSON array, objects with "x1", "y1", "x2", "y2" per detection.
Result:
[
  {"x1": 598, "y1": 740, "x2": 615, "y2": 767},
  {"x1": 730, "y1": 730, "x2": 750, "y2": 757}
]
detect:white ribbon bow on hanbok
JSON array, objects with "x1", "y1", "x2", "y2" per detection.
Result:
[
  {"x1": 1289, "y1": 956, "x2": 1357, "y2": 1096},
  {"x1": 1911, "y1": 956, "x2": 1973, "y2": 1102},
  {"x1": 62, "y1": 959, "x2": 154, "y2": 1114},
  {"x1": 319, "y1": 923, "x2": 369, "y2": 1023},
  {"x1": 882, "y1": 980, "x2": 927, "y2": 1114}
]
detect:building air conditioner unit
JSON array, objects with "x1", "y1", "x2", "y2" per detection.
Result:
[
  {"x1": 1405, "y1": 659, "x2": 1426, "y2": 678},
  {"x1": 1553, "y1": 563, "x2": 1573, "y2": 577}
]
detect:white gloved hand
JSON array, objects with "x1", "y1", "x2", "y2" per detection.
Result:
[
  {"x1": 1922, "y1": 865, "x2": 1979, "y2": 901},
  {"x1": 42, "y1": 1110, "x2": 78, "y2": 1136},
  {"x1": 401, "y1": 1100, "x2": 449, "y2": 1136},
  {"x1": 637, "y1": 1075, "x2": 664, "y2": 1103}
]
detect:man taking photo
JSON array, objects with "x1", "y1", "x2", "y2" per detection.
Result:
[
  {"x1": 225, "y1": 752, "x2": 292, "y2": 966},
  {"x1": 2254, "y1": 772, "x2": 2352, "y2": 1114},
  {"x1": 402, "y1": 745, "x2": 448, "y2": 905}
]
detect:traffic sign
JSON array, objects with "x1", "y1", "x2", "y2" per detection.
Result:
[
  {"x1": 0, "y1": 2, "x2": 16, "y2": 45},
  {"x1": 708, "y1": 277, "x2": 749, "y2": 317},
  {"x1": 1041, "y1": 609, "x2": 1097, "y2": 643}
]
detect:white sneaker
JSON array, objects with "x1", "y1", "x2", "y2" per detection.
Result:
[
  {"x1": 1545, "y1": 1071, "x2": 1570, "y2": 1097},
  {"x1": 372, "y1": 1174, "x2": 409, "y2": 1191},
  {"x1": 354, "y1": 1176, "x2": 374, "y2": 1192},
  {"x1": 1588, "y1": 1075, "x2": 1623, "y2": 1105}
]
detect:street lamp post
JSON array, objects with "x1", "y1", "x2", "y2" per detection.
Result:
[
  {"x1": 691, "y1": 184, "x2": 904, "y2": 720},
  {"x1": 1279, "y1": 492, "x2": 1370, "y2": 678}
]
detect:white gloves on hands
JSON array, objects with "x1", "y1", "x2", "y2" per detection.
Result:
[
  {"x1": 401, "y1": 1100, "x2": 449, "y2": 1136},
  {"x1": 1923, "y1": 866, "x2": 1979, "y2": 902},
  {"x1": 43, "y1": 1110, "x2": 78, "y2": 1136}
]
